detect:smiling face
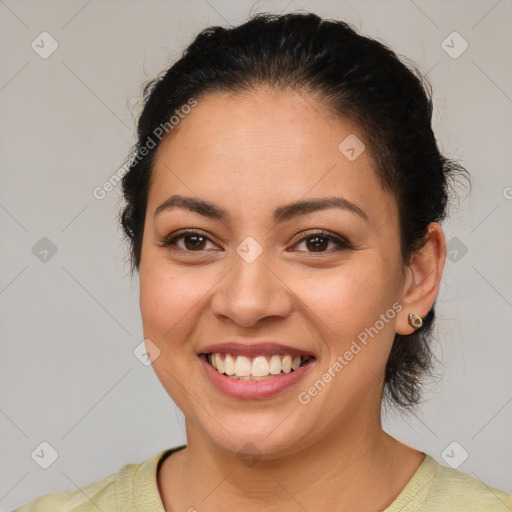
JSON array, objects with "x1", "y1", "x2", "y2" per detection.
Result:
[{"x1": 138, "y1": 87, "x2": 408, "y2": 458}]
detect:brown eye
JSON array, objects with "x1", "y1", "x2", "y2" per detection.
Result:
[
  {"x1": 180, "y1": 233, "x2": 209, "y2": 251},
  {"x1": 304, "y1": 235, "x2": 330, "y2": 252},
  {"x1": 292, "y1": 231, "x2": 350, "y2": 254},
  {"x1": 159, "y1": 230, "x2": 217, "y2": 252}
]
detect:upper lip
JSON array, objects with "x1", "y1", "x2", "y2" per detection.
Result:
[{"x1": 198, "y1": 341, "x2": 315, "y2": 359}]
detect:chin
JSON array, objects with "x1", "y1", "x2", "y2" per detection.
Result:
[{"x1": 195, "y1": 408, "x2": 314, "y2": 460}]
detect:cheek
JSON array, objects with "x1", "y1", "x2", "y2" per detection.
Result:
[
  {"x1": 302, "y1": 259, "x2": 393, "y2": 338},
  {"x1": 138, "y1": 259, "x2": 209, "y2": 410},
  {"x1": 297, "y1": 255, "x2": 401, "y2": 399},
  {"x1": 295, "y1": 263, "x2": 399, "y2": 417},
  {"x1": 139, "y1": 255, "x2": 204, "y2": 346}
]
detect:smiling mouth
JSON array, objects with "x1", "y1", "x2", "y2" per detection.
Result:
[{"x1": 200, "y1": 353, "x2": 315, "y2": 381}]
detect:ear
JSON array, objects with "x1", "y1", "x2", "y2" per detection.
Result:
[{"x1": 396, "y1": 222, "x2": 447, "y2": 335}]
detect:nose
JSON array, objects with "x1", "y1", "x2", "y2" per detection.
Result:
[{"x1": 210, "y1": 246, "x2": 294, "y2": 329}]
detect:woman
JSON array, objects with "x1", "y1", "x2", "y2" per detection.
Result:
[{"x1": 15, "y1": 11, "x2": 512, "y2": 512}]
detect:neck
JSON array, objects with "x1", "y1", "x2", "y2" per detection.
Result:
[{"x1": 158, "y1": 408, "x2": 423, "y2": 512}]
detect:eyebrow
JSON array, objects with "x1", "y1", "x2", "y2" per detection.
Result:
[{"x1": 154, "y1": 194, "x2": 369, "y2": 223}]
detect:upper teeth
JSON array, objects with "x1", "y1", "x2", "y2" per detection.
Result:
[{"x1": 209, "y1": 353, "x2": 309, "y2": 377}]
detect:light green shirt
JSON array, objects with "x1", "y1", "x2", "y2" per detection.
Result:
[{"x1": 13, "y1": 446, "x2": 512, "y2": 511}]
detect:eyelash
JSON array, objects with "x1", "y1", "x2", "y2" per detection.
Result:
[{"x1": 158, "y1": 229, "x2": 351, "y2": 255}]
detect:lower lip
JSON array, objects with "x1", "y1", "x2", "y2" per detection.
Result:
[{"x1": 199, "y1": 355, "x2": 314, "y2": 399}]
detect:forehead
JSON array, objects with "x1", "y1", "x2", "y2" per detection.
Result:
[{"x1": 148, "y1": 88, "x2": 396, "y2": 224}]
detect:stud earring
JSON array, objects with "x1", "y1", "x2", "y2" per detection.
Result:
[{"x1": 408, "y1": 313, "x2": 423, "y2": 329}]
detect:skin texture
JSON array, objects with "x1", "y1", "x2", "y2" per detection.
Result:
[{"x1": 138, "y1": 87, "x2": 447, "y2": 511}]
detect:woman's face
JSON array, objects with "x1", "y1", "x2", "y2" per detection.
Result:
[{"x1": 139, "y1": 88, "x2": 407, "y2": 457}]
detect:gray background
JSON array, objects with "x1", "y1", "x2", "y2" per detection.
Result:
[{"x1": 1, "y1": 0, "x2": 511, "y2": 509}]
